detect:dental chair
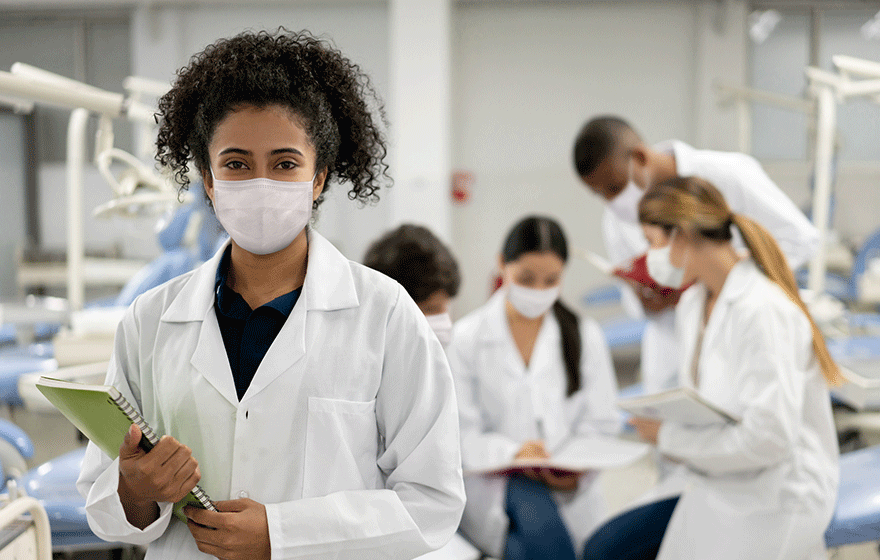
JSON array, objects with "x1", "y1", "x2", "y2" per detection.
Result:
[
  {"x1": 0, "y1": 419, "x2": 129, "y2": 555},
  {"x1": 825, "y1": 444, "x2": 880, "y2": 552}
]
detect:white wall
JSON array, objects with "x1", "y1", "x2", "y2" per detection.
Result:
[
  {"x1": 450, "y1": 0, "x2": 749, "y2": 317},
  {"x1": 130, "y1": 2, "x2": 391, "y2": 263},
  {"x1": 5, "y1": 1, "x2": 764, "y2": 311}
]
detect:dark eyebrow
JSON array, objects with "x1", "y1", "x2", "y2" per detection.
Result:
[
  {"x1": 218, "y1": 148, "x2": 250, "y2": 156},
  {"x1": 217, "y1": 147, "x2": 304, "y2": 156},
  {"x1": 271, "y1": 148, "x2": 304, "y2": 156}
]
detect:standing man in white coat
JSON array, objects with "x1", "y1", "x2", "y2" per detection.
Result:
[
  {"x1": 572, "y1": 116, "x2": 819, "y2": 394},
  {"x1": 78, "y1": 30, "x2": 465, "y2": 560}
]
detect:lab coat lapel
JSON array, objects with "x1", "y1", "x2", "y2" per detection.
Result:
[
  {"x1": 678, "y1": 286, "x2": 705, "y2": 389},
  {"x1": 190, "y1": 307, "x2": 240, "y2": 406},
  {"x1": 243, "y1": 230, "x2": 359, "y2": 401},
  {"x1": 484, "y1": 290, "x2": 527, "y2": 378},
  {"x1": 700, "y1": 261, "x2": 756, "y2": 373},
  {"x1": 161, "y1": 239, "x2": 240, "y2": 406}
]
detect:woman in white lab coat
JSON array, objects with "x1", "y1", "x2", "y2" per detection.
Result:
[
  {"x1": 448, "y1": 216, "x2": 620, "y2": 559},
  {"x1": 77, "y1": 29, "x2": 465, "y2": 560},
  {"x1": 623, "y1": 176, "x2": 841, "y2": 560}
]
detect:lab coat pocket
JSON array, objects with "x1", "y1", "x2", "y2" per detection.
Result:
[{"x1": 302, "y1": 396, "x2": 380, "y2": 498}]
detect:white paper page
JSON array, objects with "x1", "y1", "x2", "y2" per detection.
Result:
[
  {"x1": 465, "y1": 436, "x2": 650, "y2": 475},
  {"x1": 618, "y1": 388, "x2": 739, "y2": 426},
  {"x1": 552, "y1": 436, "x2": 651, "y2": 470}
]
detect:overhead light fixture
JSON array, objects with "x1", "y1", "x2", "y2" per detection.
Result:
[{"x1": 749, "y1": 9, "x2": 782, "y2": 44}]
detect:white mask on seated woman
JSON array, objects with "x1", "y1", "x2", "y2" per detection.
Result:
[{"x1": 506, "y1": 284, "x2": 560, "y2": 319}]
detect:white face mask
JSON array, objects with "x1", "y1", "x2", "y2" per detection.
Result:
[
  {"x1": 507, "y1": 284, "x2": 560, "y2": 319},
  {"x1": 424, "y1": 313, "x2": 453, "y2": 347},
  {"x1": 210, "y1": 171, "x2": 314, "y2": 255},
  {"x1": 607, "y1": 180, "x2": 643, "y2": 224},
  {"x1": 607, "y1": 158, "x2": 649, "y2": 224},
  {"x1": 646, "y1": 231, "x2": 689, "y2": 289}
]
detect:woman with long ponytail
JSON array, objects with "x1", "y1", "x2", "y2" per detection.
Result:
[
  {"x1": 448, "y1": 216, "x2": 620, "y2": 560},
  {"x1": 618, "y1": 176, "x2": 839, "y2": 560}
]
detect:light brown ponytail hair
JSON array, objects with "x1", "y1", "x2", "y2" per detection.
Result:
[{"x1": 638, "y1": 176, "x2": 842, "y2": 385}]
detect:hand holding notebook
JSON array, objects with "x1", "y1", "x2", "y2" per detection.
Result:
[
  {"x1": 117, "y1": 423, "x2": 203, "y2": 521},
  {"x1": 35, "y1": 376, "x2": 216, "y2": 523}
]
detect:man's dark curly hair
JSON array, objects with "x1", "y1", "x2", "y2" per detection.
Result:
[
  {"x1": 363, "y1": 224, "x2": 461, "y2": 304},
  {"x1": 156, "y1": 28, "x2": 389, "y2": 208}
]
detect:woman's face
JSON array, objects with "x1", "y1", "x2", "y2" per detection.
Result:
[
  {"x1": 641, "y1": 223, "x2": 697, "y2": 285},
  {"x1": 203, "y1": 103, "x2": 326, "y2": 202},
  {"x1": 502, "y1": 251, "x2": 565, "y2": 290}
]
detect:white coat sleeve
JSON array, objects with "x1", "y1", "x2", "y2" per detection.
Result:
[
  {"x1": 264, "y1": 287, "x2": 465, "y2": 559},
  {"x1": 76, "y1": 301, "x2": 176, "y2": 546},
  {"x1": 570, "y1": 319, "x2": 621, "y2": 437},
  {"x1": 656, "y1": 304, "x2": 807, "y2": 475},
  {"x1": 601, "y1": 210, "x2": 646, "y2": 320},
  {"x1": 447, "y1": 323, "x2": 521, "y2": 470},
  {"x1": 723, "y1": 157, "x2": 819, "y2": 270}
]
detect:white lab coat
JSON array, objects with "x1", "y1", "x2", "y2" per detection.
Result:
[
  {"x1": 602, "y1": 140, "x2": 820, "y2": 393},
  {"x1": 653, "y1": 259, "x2": 838, "y2": 560},
  {"x1": 77, "y1": 231, "x2": 466, "y2": 560},
  {"x1": 448, "y1": 291, "x2": 620, "y2": 558}
]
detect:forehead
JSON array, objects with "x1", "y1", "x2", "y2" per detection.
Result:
[
  {"x1": 641, "y1": 223, "x2": 671, "y2": 245},
  {"x1": 582, "y1": 148, "x2": 628, "y2": 191},
  {"x1": 208, "y1": 104, "x2": 312, "y2": 153},
  {"x1": 507, "y1": 251, "x2": 565, "y2": 273}
]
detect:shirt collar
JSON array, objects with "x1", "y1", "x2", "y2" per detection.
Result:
[{"x1": 214, "y1": 245, "x2": 300, "y2": 319}]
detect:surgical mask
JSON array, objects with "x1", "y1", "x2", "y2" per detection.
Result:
[
  {"x1": 646, "y1": 232, "x2": 689, "y2": 289},
  {"x1": 211, "y1": 171, "x2": 314, "y2": 255},
  {"x1": 425, "y1": 313, "x2": 453, "y2": 347},
  {"x1": 507, "y1": 284, "x2": 560, "y2": 319},
  {"x1": 607, "y1": 180, "x2": 643, "y2": 224},
  {"x1": 607, "y1": 158, "x2": 650, "y2": 224}
]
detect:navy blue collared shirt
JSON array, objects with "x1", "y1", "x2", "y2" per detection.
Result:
[{"x1": 214, "y1": 246, "x2": 301, "y2": 400}]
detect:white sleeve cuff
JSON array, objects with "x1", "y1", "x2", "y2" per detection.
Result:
[{"x1": 84, "y1": 457, "x2": 175, "y2": 546}]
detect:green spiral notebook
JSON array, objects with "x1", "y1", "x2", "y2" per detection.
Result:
[{"x1": 36, "y1": 376, "x2": 216, "y2": 523}]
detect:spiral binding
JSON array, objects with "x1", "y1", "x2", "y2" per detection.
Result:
[{"x1": 110, "y1": 390, "x2": 217, "y2": 512}]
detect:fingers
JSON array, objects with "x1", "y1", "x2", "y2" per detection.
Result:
[
  {"x1": 185, "y1": 500, "x2": 270, "y2": 560},
  {"x1": 119, "y1": 435, "x2": 200, "y2": 504},
  {"x1": 516, "y1": 440, "x2": 550, "y2": 460}
]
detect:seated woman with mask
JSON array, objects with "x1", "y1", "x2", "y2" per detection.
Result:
[
  {"x1": 448, "y1": 215, "x2": 620, "y2": 560},
  {"x1": 618, "y1": 176, "x2": 840, "y2": 560}
]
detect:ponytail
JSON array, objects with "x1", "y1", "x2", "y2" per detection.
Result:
[
  {"x1": 732, "y1": 213, "x2": 843, "y2": 385},
  {"x1": 552, "y1": 300, "x2": 582, "y2": 397}
]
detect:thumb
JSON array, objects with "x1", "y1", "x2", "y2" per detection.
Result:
[
  {"x1": 119, "y1": 424, "x2": 144, "y2": 459},
  {"x1": 214, "y1": 498, "x2": 250, "y2": 513}
]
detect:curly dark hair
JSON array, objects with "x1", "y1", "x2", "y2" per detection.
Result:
[
  {"x1": 363, "y1": 224, "x2": 461, "y2": 304},
  {"x1": 155, "y1": 28, "x2": 390, "y2": 208}
]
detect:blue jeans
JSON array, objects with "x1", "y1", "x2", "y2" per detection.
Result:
[
  {"x1": 504, "y1": 474, "x2": 577, "y2": 560},
  {"x1": 581, "y1": 496, "x2": 680, "y2": 560}
]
